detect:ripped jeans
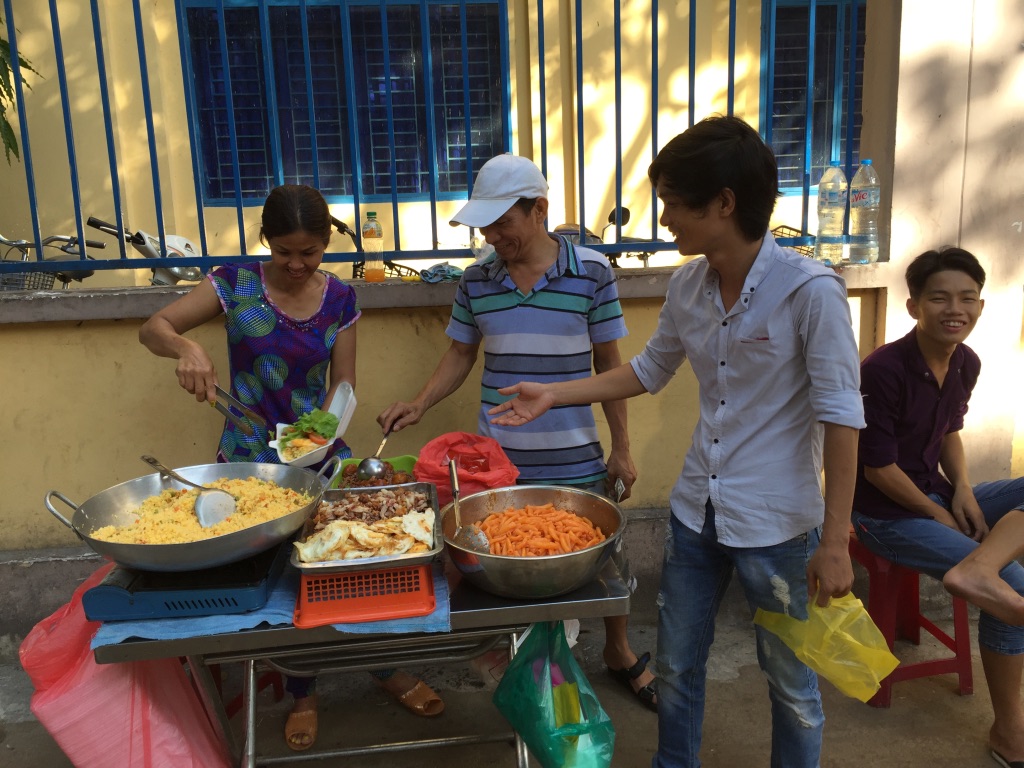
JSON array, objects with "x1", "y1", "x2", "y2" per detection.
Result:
[{"x1": 654, "y1": 503, "x2": 824, "y2": 768}]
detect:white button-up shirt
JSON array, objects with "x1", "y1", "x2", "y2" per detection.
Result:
[{"x1": 630, "y1": 233, "x2": 865, "y2": 547}]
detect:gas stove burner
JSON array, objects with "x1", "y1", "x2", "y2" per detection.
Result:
[{"x1": 83, "y1": 543, "x2": 289, "y2": 622}]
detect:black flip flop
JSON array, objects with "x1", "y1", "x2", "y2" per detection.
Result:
[
  {"x1": 992, "y1": 748, "x2": 1024, "y2": 768},
  {"x1": 607, "y1": 651, "x2": 658, "y2": 712}
]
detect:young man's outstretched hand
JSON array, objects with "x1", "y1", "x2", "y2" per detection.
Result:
[{"x1": 489, "y1": 382, "x2": 557, "y2": 425}]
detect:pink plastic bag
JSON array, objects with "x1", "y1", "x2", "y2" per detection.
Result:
[
  {"x1": 19, "y1": 564, "x2": 231, "y2": 768},
  {"x1": 415, "y1": 431, "x2": 520, "y2": 507},
  {"x1": 20, "y1": 563, "x2": 114, "y2": 693}
]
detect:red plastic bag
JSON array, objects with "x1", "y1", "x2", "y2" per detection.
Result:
[
  {"x1": 19, "y1": 564, "x2": 231, "y2": 768},
  {"x1": 414, "y1": 431, "x2": 519, "y2": 506}
]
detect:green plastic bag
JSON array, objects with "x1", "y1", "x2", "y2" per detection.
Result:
[
  {"x1": 753, "y1": 593, "x2": 900, "y2": 703},
  {"x1": 492, "y1": 621, "x2": 615, "y2": 768}
]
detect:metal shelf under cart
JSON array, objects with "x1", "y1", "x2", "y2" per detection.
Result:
[{"x1": 93, "y1": 558, "x2": 630, "y2": 768}]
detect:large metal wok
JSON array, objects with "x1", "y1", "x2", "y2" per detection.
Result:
[{"x1": 45, "y1": 458, "x2": 340, "y2": 572}]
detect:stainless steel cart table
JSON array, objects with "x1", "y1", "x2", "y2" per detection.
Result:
[{"x1": 93, "y1": 560, "x2": 630, "y2": 767}]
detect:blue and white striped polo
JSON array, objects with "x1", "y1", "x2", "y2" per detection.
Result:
[{"x1": 446, "y1": 235, "x2": 628, "y2": 484}]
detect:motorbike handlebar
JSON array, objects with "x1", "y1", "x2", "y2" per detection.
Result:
[
  {"x1": 86, "y1": 216, "x2": 122, "y2": 237},
  {"x1": 67, "y1": 237, "x2": 107, "y2": 250},
  {"x1": 331, "y1": 216, "x2": 357, "y2": 237}
]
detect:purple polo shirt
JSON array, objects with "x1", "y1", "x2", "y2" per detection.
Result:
[{"x1": 854, "y1": 327, "x2": 980, "y2": 520}]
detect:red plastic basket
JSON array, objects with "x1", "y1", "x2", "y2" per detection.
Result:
[{"x1": 293, "y1": 564, "x2": 435, "y2": 628}]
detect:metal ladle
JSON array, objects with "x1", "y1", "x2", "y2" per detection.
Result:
[
  {"x1": 140, "y1": 455, "x2": 237, "y2": 527},
  {"x1": 355, "y1": 426, "x2": 393, "y2": 480},
  {"x1": 448, "y1": 458, "x2": 490, "y2": 553}
]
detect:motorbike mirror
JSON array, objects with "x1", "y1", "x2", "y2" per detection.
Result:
[
  {"x1": 602, "y1": 207, "x2": 626, "y2": 225},
  {"x1": 606, "y1": 207, "x2": 631, "y2": 226}
]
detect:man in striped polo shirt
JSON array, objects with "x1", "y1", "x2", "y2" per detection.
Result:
[{"x1": 378, "y1": 152, "x2": 656, "y2": 711}]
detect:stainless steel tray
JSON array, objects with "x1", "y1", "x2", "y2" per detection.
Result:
[{"x1": 289, "y1": 482, "x2": 441, "y2": 574}]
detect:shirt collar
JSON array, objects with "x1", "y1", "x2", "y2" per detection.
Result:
[
  {"x1": 743, "y1": 232, "x2": 777, "y2": 293},
  {"x1": 903, "y1": 327, "x2": 966, "y2": 380},
  {"x1": 480, "y1": 234, "x2": 579, "y2": 282},
  {"x1": 699, "y1": 232, "x2": 776, "y2": 307}
]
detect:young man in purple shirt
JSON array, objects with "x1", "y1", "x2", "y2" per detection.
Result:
[{"x1": 853, "y1": 247, "x2": 1024, "y2": 768}]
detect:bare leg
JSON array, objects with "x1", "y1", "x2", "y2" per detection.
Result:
[
  {"x1": 982, "y1": 648, "x2": 1024, "y2": 763},
  {"x1": 602, "y1": 614, "x2": 657, "y2": 702},
  {"x1": 943, "y1": 510, "x2": 1024, "y2": 626}
]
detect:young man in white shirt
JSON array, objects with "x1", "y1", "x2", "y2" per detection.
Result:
[{"x1": 490, "y1": 116, "x2": 865, "y2": 767}]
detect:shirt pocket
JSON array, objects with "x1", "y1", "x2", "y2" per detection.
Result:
[{"x1": 734, "y1": 312, "x2": 799, "y2": 360}]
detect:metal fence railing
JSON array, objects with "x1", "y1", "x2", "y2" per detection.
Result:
[{"x1": 0, "y1": 0, "x2": 865, "y2": 283}]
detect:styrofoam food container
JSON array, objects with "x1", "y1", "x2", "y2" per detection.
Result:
[{"x1": 268, "y1": 383, "x2": 357, "y2": 467}]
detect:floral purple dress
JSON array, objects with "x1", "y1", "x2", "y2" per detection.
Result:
[{"x1": 208, "y1": 263, "x2": 360, "y2": 464}]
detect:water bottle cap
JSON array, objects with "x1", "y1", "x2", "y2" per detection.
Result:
[
  {"x1": 367, "y1": 211, "x2": 377, "y2": 217},
  {"x1": 829, "y1": 161, "x2": 841, "y2": 167},
  {"x1": 861, "y1": 159, "x2": 872, "y2": 165}
]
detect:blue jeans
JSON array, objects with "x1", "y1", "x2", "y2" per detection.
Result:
[
  {"x1": 852, "y1": 477, "x2": 1024, "y2": 655},
  {"x1": 654, "y1": 504, "x2": 824, "y2": 768}
]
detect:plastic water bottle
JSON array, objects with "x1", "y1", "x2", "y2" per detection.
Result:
[
  {"x1": 361, "y1": 212, "x2": 385, "y2": 282},
  {"x1": 814, "y1": 163, "x2": 847, "y2": 266},
  {"x1": 849, "y1": 159, "x2": 881, "y2": 264}
]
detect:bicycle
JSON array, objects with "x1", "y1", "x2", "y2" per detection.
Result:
[{"x1": 0, "y1": 232, "x2": 102, "y2": 291}]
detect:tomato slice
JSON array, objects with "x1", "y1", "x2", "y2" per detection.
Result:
[{"x1": 308, "y1": 433, "x2": 329, "y2": 445}]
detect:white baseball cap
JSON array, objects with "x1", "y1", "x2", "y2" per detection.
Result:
[{"x1": 449, "y1": 153, "x2": 549, "y2": 228}]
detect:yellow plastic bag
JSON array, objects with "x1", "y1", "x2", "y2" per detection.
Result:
[{"x1": 753, "y1": 593, "x2": 899, "y2": 702}]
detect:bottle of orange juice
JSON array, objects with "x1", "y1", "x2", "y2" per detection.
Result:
[{"x1": 361, "y1": 212, "x2": 385, "y2": 282}]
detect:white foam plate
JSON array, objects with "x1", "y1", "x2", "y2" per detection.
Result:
[{"x1": 268, "y1": 383, "x2": 357, "y2": 467}]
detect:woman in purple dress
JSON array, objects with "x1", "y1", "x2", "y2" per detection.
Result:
[{"x1": 140, "y1": 185, "x2": 444, "y2": 751}]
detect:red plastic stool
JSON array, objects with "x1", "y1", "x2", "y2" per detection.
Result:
[
  {"x1": 210, "y1": 663, "x2": 284, "y2": 718},
  {"x1": 849, "y1": 534, "x2": 973, "y2": 707}
]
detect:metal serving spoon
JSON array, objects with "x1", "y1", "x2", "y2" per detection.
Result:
[
  {"x1": 355, "y1": 426, "x2": 393, "y2": 480},
  {"x1": 448, "y1": 458, "x2": 490, "y2": 553},
  {"x1": 140, "y1": 455, "x2": 236, "y2": 527}
]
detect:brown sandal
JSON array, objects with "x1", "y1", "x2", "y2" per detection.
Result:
[
  {"x1": 284, "y1": 697, "x2": 318, "y2": 751},
  {"x1": 394, "y1": 680, "x2": 445, "y2": 717}
]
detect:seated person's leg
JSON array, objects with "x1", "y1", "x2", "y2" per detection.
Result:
[
  {"x1": 945, "y1": 508, "x2": 1024, "y2": 626},
  {"x1": 852, "y1": 511, "x2": 976, "y2": 580},
  {"x1": 976, "y1": 608, "x2": 1024, "y2": 764}
]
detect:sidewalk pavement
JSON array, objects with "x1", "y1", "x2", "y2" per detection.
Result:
[{"x1": 0, "y1": 575, "x2": 1001, "y2": 767}]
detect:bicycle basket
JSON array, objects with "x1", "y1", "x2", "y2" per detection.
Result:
[
  {"x1": 771, "y1": 225, "x2": 815, "y2": 258},
  {"x1": 351, "y1": 260, "x2": 420, "y2": 279},
  {"x1": 0, "y1": 271, "x2": 56, "y2": 292}
]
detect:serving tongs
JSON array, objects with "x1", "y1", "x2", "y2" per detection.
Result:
[{"x1": 210, "y1": 385, "x2": 266, "y2": 436}]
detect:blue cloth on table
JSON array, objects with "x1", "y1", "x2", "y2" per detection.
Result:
[
  {"x1": 91, "y1": 562, "x2": 451, "y2": 650},
  {"x1": 418, "y1": 262, "x2": 464, "y2": 283}
]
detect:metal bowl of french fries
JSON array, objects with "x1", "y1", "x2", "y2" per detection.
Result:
[{"x1": 439, "y1": 485, "x2": 625, "y2": 599}]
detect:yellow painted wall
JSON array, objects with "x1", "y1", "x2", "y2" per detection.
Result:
[{"x1": 1, "y1": 298, "x2": 696, "y2": 550}]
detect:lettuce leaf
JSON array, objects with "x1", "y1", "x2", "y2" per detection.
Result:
[{"x1": 280, "y1": 408, "x2": 339, "y2": 446}]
